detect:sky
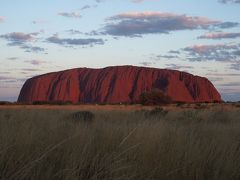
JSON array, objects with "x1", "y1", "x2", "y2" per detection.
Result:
[{"x1": 0, "y1": 0, "x2": 240, "y2": 102}]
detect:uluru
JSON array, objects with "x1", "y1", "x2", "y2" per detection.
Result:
[{"x1": 17, "y1": 65, "x2": 221, "y2": 103}]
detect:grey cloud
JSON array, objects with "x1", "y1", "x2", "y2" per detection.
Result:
[
  {"x1": 0, "y1": 76, "x2": 15, "y2": 81},
  {"x1": 218, "y1": 82, "x2": 240, "y2": 87},
  {"x1": 22, "y1": 68, "x2": 41, "y2": 72},
  {"x1": 67, "y1": 29, "x2": 101, "y2": 36},
  {"x1": 156, "y1": 55, "x2": 179, "y2": 59},
  {"x1": 230, "y1": 62, "x2": 240, "y2": 70},
  {"x1": 46, "y1": 34, "x2": 104, "y2": 46},
  {"x1": 139, "y1": 61, "x2": 155, "y2": 66},
  {"x1": 221, "y1": 92, "x2": 240, "y2": 102},
  {"x1": 96, "y1": 0, "x2": 158, "y2": 3},
  {"x1": 132, "y1": 0, "x2": 159, "y2": 3},
  {"x1": 21, "y1": 45, "x2": 45, "y2": 53},
  {"x1": 95, "y1": 0, "x2": 105, "y2": 3},
  {"x1": 206, "y1": 73, "x2": 240, "y2": 76},
  {"x1": 208, "y1": 77, "x2": 224, "y2": 82},
  {"x1": 85, "y1": 30, "x2": 101, "y2": 36},
  {"x1": 214, "y1": 22, "x2": 239, "y2": 29},
  {"x1": 165, "y1": 64, "x2": 194, "y2": 70},
  {"x1": 168, "y1": 50, "x2": 180, "y2": 54},
  {"x1": 103, "y1": 12, "x2": 239, "y2": 37},
  {"x1": 67, "y1": 29, "x2": 83, "y2": 35},
  {"x1": 0, "y1": 76, "x2": 25, "y2": 83},
  {"x1": 24, "y1": 60, "x2": 46, "y2": 65},
  {"x1": 199, "y1": 32, "x2": 240, "y2": 40},
  {"x1": 80, "y1": 5, "x2": 98, "y2": 10},
  {"x1": 81, "y1": 5, "x2": 91, "y2": 10},
  {"x1": 132, "y1": 0, "x2": 145, "y2": 2},
  {"x1": 32, "y1": 20, "x2": 47, "y2": 24},
  {"x1": 0, "y1": 32, "x2": 45, "y2": 53},
  {"x1": 183, "y1": 43, "x2": 240, "y2": 62},
  {"x1": 7, "y1": 57, "x2": 18, "y2": 61},
  {"x1": 58, "y1": 12, "x2": 81, "y2": 18},
  {"x1": 0, "y1": 32, "x2": 37, "y2": 45},
  {"x1": 0, "y1": 71, "x2": 11, "y2": 74},
  {"x1": 219, "y1": 0, "x2": 240, "y2": 4}
]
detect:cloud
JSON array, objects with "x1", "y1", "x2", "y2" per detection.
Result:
[
  {"x1": 32, "y1": 20, "x2": 47, "y2": 24},
  {"x1": 230, "y1": 62, "x2": 240, "y2": 70},
  {"x1": 46, "y1": 34, "x2": 104, "y2": 46},
  {"x1": 206, "y1": 73, "x2": 240, "y2": 76},
  {"x1": 156, "y1": 55, "x2": 179, "y2": 59},
  {"x1": 67, "y1": 29, "x2": 83, "y2": 35},
  {"x1": 96, "y1": 0, "x2": 158, "y2": 3},
  {"x1": 24, "y1": 60, "x2": 46, "y2": 65},
  {"x1": 0, "y1": 32, "x2": 45, "y2": 53},
  {"x1": 21, "y1": 45, "x2": 46, "y2": 53},
  {"x1": 7, "y1": 57, "x2": 18, "y2": 61},
  {"x1": 22, "y1": 68, "x2": 41, "y2": 72},
  {"x1": 219, "y1": 0, "x2": 240, "y2": 4},
  {"x1": 103, "y1": 12, "x2": 238, "y2": 37},
  {"x1": 0, "y1": 16, "x2": 4, "y2": 22},
  {"x1": 0, "y1": 76, "x2": 15, "y2": 81},
  {"x1": 214, "y1": 22, "x2": 239, "y2": 29},
  {"x1": 0, "y1": 32, "x2": 38, "y2": 45},
  {"x1": 165, "y1": 64, "x2": 194, "y2": 70},
  {"x1": 0, "y1": 71, "x2": 11, "y2": 74},
  {"x1": 131, "y1": 0, "x2": 159, "y2": 3},
  {"x1": 221, "y1": 92, "x2": 240, "y2": 102},
  {"x1": 198, "y1": 32, "x2": 240, "y2": 39},
  {"x1": 139, "y1": 61, "x2": 155, "y2": 66},
  {"x1": 208, "y1": 77, "x2": 224, "y2": 82},
  {"x1": 58, "y1": 12, "x2": 81, "y2": 18},
  {"x1": 67, "y1": 30, "x2": 100, "y2": 36},
  {"x1": 168, "y1": 50, "x2": 180, "y2": 54},
  {"x1": 81, "y1": 5, "x2": 92, "y2": 10},
  {"x1": 218, "y1": 82, "x2": 240, "y2": 87},
  {"x1": 95, "y1": 0, "x2": 105, "y2": 2},
  {"x1": 80, "y1": 5, "x2": 98, "y2": 10},
  {"x1": 183, "y1": 43, "x2": 240, "y2": 62}
]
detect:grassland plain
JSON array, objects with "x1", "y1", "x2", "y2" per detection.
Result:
[{"x1": 0, "y1": 104, "x2": 240, "y2": 180}]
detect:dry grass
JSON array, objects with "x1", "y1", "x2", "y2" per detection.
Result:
[{"x1": 0, "y1": 106, "x2": 240, "y2": 180}]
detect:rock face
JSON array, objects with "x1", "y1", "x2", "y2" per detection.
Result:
[{"x1": 18, "y1": 66, "x2": 221, "y2": 103}]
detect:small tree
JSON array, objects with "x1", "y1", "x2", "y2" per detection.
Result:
[{"x1": 139, "y1": 89, "x2": 172, "y2": 105}]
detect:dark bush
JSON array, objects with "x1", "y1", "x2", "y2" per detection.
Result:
[
  {"x1": 139, "y1": 89, "x2": 172, "y2": 105},
  {"x1": 176, "y1": 102, "x2": 185, "y2": 107},
  {"x1": 32, "y1": 101, "x2": 73, "y2": 105},
  {"x1": 235, "y1": 104, "x2": 240, "y2": 108},
  {"x1": 0, "y1": 101, "x2": 13, "y2": 105},
  {"x1": 71, "y1": 111, "x2": 95, "y2": 123},
  {"x1": 145, "y1": 107, "x2": 168, "y2": 118}
]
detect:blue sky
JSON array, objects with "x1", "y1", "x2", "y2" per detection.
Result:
[{"x1": 0, "y1": 0, "x2": 240, "y2": 101}]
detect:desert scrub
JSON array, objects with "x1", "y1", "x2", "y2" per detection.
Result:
[{"x1": 0, "y1": 108, "x2": 240, "y2": 180}]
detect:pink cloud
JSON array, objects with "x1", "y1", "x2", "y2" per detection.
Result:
[
  {"x1": 104, "y1": 11, "x2": 237, "y2": 37},
  {"x1": 0, "y1": 16, "x2": 4, "y2": 22},
  {"x1": 199, "y1": 32, "x2": 240, "y2": 39}
]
